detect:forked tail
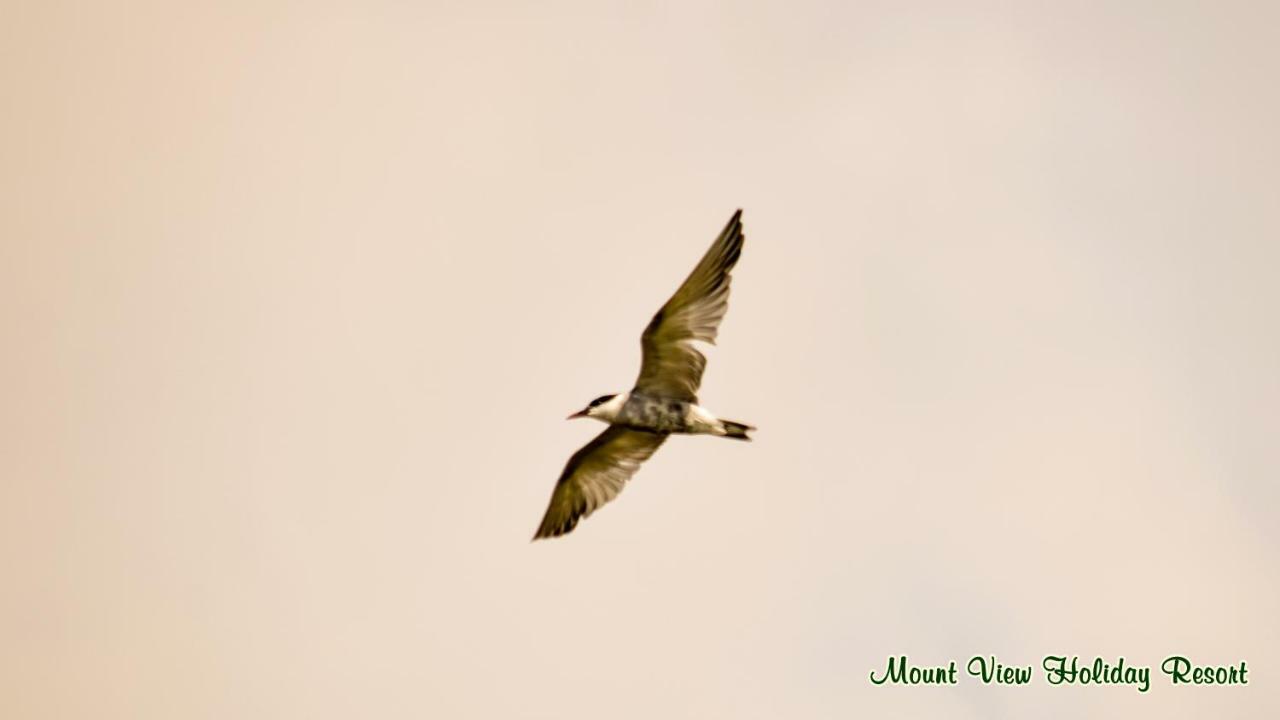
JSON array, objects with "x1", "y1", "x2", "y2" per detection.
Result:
[{"x1": 721, "y1": 420, "x2": 756, "y2": 441}]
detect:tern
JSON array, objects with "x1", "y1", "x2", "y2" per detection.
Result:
[{"x1": 533, "y1": 209, "x2": 755, "y2": 540}]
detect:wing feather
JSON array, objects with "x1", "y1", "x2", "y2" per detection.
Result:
[
  {"x1": 634, "y1": 210, "x2": 745, "y2": 402},
  {"x1": 533, "y1": 427, "x2": 668, "y2": 540}
]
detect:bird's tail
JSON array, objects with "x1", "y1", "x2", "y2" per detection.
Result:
[{"x1": 720, "y1": 420, "x2": 756, "y2": 441}]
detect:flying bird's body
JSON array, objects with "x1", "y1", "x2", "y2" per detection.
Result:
[
  {"x1": 534, "y1": 210, "x2": 754, "y2": 540},
  {"x1": 583, "y1": 391, "x2": 748, "y2": 437}
]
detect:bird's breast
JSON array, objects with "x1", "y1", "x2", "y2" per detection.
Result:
[{"x1": 618, "y1": 394, "x2": 690, "y2": 433}]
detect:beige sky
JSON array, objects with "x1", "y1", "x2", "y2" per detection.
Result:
[{"x1": 3, "y1": 2, "x2": 1278, "y2": 718}]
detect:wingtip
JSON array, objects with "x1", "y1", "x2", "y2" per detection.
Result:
[
  {"x1": 720, "y1": 209, "x2": 745, "y2": 251},
  {"x1": 531, "y1": 523, "x2": 569, "y2": 541}
]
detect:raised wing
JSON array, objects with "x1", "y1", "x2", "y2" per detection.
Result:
[
  {"x1": 634, "y1": 210, "x2": 744, "y2": 402},
  {"x1": 533, "y1": 426, "x2": 668, "y2": 540}
]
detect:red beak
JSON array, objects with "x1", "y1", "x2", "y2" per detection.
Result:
[{"x1": 567, "y1": 409, "x2": 588, "y2": 419}]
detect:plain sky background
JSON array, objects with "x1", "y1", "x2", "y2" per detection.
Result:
[{"x1": 3, "y1": 2, "x2": 1278, "y2": 718}]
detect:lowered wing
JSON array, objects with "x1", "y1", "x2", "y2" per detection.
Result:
[{"x1": 533, "y1": 426, "x2": 668, "y2": 540}]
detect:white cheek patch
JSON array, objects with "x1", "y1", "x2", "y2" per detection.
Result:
[{"x1": 598, "y1": 393, "x2": 629, "y2": 420}]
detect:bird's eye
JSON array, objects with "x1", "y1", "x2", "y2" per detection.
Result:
[{"x1": 589, "y1": 395, "x2": 612, "y2": 407}]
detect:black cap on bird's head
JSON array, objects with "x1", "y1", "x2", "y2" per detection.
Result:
[{"x1": 568, "y1": 394, "x2": 617, "y2": 419}]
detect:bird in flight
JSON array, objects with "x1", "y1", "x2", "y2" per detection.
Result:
[{"x1": 533, "y1": 209, "x2": 755, "y2": 540}]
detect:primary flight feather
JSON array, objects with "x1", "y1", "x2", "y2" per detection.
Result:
[{"x1": 533, "y1": 210, "x2": 754, "y2": 540}]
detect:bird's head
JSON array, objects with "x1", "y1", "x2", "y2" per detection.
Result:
[{"x1": 568, "y1": 393, "x2": 626, "y2": 422}]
